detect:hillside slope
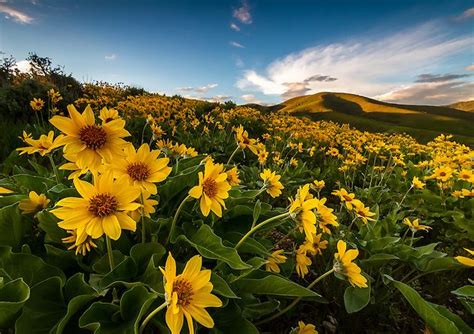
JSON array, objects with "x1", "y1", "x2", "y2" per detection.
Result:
[
  {"x1": 257, "y1": 92, "x2": 474, "y2": 144},
  {"x1": 448, "y1": 100, "x2": 474, "y2": 112}
]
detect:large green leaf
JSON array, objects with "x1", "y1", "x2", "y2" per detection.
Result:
[
  {"x1": 210, "y1": 273, "x2": 238, "y2": 299},
  {"x1": 0, "y1": 278, "x2": 30, "y2": 328},
  {"x1": 344, "y1": 283, "x2": 371, "y2": 313},
  {"x1": 211, "y1": 301, "x2": 259, "y2": 334},
  {"x1": 130, "y1": 242, "x2": 166, "y2": 274},
  {"x1": 429, "y1": 303, "x2": 473, "y2": 334},
  {"x1": 232, "y1": 275, "x2": 326, "y2": 302},
  {"x1": 242, "y1": 299, "x2": 280, "y2": 319},
  {"x1": 12, "y1": 174, "x2": 56, "y2": 193},
  {"x1": 386, "y1": 275, "x2": 462, "y2": 334},
  {"x1": 178, "y1": 224, "x2": 251, "y2": 270},
  {"x1": 36, "y1": 210, "x2": 67, "y2": 244},
  {"x1": 0, "y1": 203, "x2": 27, "y2": 248}
]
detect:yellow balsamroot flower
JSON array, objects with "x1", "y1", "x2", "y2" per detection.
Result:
[
  {"x1": 0, "y1": 186, "x2": 14, "y2": 194},
  {"x1": 17, "y1": 131, "x2": 65, "y2": 156},
  {"x1": 160, "y1": 253, "x2": 222, "y2": 334},
  {"x1": 295, "y1": 244, "x2": 312, "y2": 278},
  {"x1": 112, "y1": 143, "x2": 171, "y2": 195},
  {"x1": 189, "y1": 159, "x2": 231, "y2": 217},
  {"x1": 403, "y1": 218, "x2": 431, "y2": 232},
  {"x1": 50, "y1": 105, "x2": 130, "y2": 171},
  {"x1": 265, "y1": 249, "x2": 287, "y2": 273},
  {"x1": 235, "y1": 125, "x2": 258, "y2": 154},
  {"x1": 99, "y1": 107, "x2": 120, "y2": 124},
  {"x1": 129, "y1": 192, "x2": 158, "y2": 221},
  {"x1": 315, "y1": 198, "x2": 339, "y2": 234},
  {"x1": 30, "y1": 98, "x2": 45, "y2": 111},
  {"x1": 458, "y1": 169, "x2": 474, "y2": 183},
  {"x1": 304, "y1": 233, "x2": 328, "y2": 256},
  {"x1": 48, "y1": 88, "x2": 63, "y2": 104},
  {"x1": 226, "y1": 166, "x2": 241, "y2": 186},
  {"x1": 290, "y1": 184, "x2": 318, "y2": 242},
  {"x1": 412, "y1": 176, "x2": 426, "y2": 189},
  {"x1": 294, "y1": 321, "x2": 318, "y2": 334},
  {"x1": 260, "y1": 169, "x2": 284, "y2": 198},
  {"x1": 333, "y1": 240, "x2": 367, "y2": 288},
  {"x1": 332, "y1": 188, "x2": 357, "y2": 210},
  {"x1": 258, "y1": 149, "x2": 269, "y2": 165},
  {"x1": 19, "y1": 191, "x2": 50, "y2": 214},
  {"x1": 62, "y1": 229, "x2": 98, "y2": 256},
  {"x1": 60, "y1": 153, "x2": 91, "y2": 179},
  {"x1": 427, "y1": 166, "x2": 453, "y2": 182},
  {"x1": 455, "y1": 248, "x2": 474, "y2": 267},
  {"x1": 311, "y1": 180, "x2": 325, "y2": 191},
  {"x1": 51, "y1": 173, "x2": 141, "y2": 242},
  {"x1": 290, "y1": 157, "x2": 298, "y2": 167},
  {"x1": 352, "y1": 200, "x2": 376, "y2": 224}
]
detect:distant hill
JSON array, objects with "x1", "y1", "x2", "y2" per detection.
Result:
[
  {"x1": 246, "y1": 92, "x2": 474, "y2": 145},
  {"x1": 448, "y1": 100, "x2": 474, "y2": 112}
]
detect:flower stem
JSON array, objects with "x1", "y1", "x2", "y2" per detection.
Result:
[
  {"x1": 106, "y1": 236, "x2": 115, "y2": 271},
  {"x1": 226, "y1": 146, "x2": 240, "y2": 165},
  {"x1": 166, "y1": 195, "x2": 191, "y2": 245},
  {"x1": 139, "y1": 301, "x2": 167, "y2": 334},
  {"x1": 140, "y1": 192, "x2": 146, "y2": 243},
  {"x1": 48, "y1": 154, "x2": 61, "y2": 184},
  {"x1": 256, "y1": 268, "x2": 335, "y2": 325},
  {"x1": 235, "y1": 212, "x2": 290, "y2": 250}
]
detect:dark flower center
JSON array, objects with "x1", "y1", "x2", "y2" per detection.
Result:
[
  {"x1": 202, "y1": 178, "x2": 218, "y2": 198},
  {"x1": 173, "y1": 278, "x2": 194, "y2": 306},
  {"x1": 88, "y1": 193, "x2": 118, "y2": 217},
  {"x1": 127, "y1": 162, "x2": 150, "y2": 181},
  {"x1": 79, "y1": 125, "x2": 107, "y2": 150}
]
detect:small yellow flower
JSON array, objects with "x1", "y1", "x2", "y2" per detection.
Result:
[
  {"x1": 62, "y1": 229, "x2": 98, "y2": 256},
  {"x1": 265, "y1": 249, "x2": 287, "y2": 273},
  {"x1": 30, "y1": 98, "x2": 45, "y2": 111},
  {"x1": 290, "y1": 184, "x2": 318, "y2": 242},
  {"x1": 226, "y1": 166, "x2": 241, "y2": 186},
  {"x1": 455, "y1": 248, "x2": 474, "y2": 267},
  {"x1": 311, "y1": 180, "x2": 325, "y2": 191},
  {"x1": 427, "y1": 166, "x2": 453, "y2": 183},
  {"x1": 403, "y1": 218, "x2": 431, "y2": 232},
  {"x1": 17, "y1": 131, "x2": 65, "y2": 156},
  {"x1": 412, "y1": 176, "x2": 425, "y2": 189},
  {"x1": 332, "y1": 188, "x2": 357, "y2": 210},
  {"x1": 0, "y1": 186, "x2": 14, "y2": 194},
  {"x1": 260, "y1": 169, "x2": 284, "y2": 198},
  {"x1": 333, "y1": 240, "x2": 367, "y2": 288},
  {"x1": 99, "y1": 107, "x2": 120, "y2": 123},
  {"x1": 458, "y1": 169, "x2": 474, "y2": 183},
  {"x1": 19, "y1": 191, "x2": 50, "y2": 215},
  {"x1": 129, "y1": 192, "x2": 158, "y2": 222},
  {"x1": 295, "y1": 244, "x2": 312, "y2": 278},
  {"x1": 352, "y1": 200, "x2": 376, "y2": 224},
  {"x1": 160, "y1": 253, "x2": 222, "y2": 334},
  {"x1": 304, "y1": 233, "x2": 328, "y2": 256},
  {"x1": 235, "y1": 125, "x2": 258, "y2": 154},
  {"x1": 295, "y1": 321, "x2": 318, "y2": 334}
]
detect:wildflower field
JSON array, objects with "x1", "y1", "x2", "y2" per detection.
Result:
[{"x1": 0, "y1": 83, "x2": 473, "y2": 334}]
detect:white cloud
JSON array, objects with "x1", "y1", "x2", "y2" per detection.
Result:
[
  {"x1": 237, "y1": 22, "x2": 473, "y2": 104},
  {"x1": 241, "y1": 94, "x2": 262, "y2": 104},
  {"x1": 230, "y1": 41, "x2": 245, "y2": 48},
  {"x1": 456, "y1": 7, "x2": 474, "y2": 20},
  {"x1": 14, "y1": 60, "x2": 31, "y2": 73},
  {"x1": 230, "y1": 22, "x2": 240, "y2": 31},
  {"x1": 177, "y1": 83, "x2": 218, "y2": 94},
  {"x1": 466, "y1": 64, "x2": 474, "y2": 71},
  {"x1": 0, "y1": 4, "x2": 33, "y2": 24},
  {"x1": 233, "y1": 1, "x2": 251, "y2": 24},
  {"x1": 104, "y1": 54, "x2": 117, "y2": 60},
  {"x1": 206, "y1": 95, "x2": 233, "y2": 103}
]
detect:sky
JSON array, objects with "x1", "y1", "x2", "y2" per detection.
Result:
[{"x1": 1, "y1": 0, "x2": 473, "y2": 105}]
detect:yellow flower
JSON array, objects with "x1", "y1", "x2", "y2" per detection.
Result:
[
  {"x1": 62, "y1": 229, "x2": 98, "y2": 256},
  {"x1": 458, "y1": 169, "x2": 474, "y2": 183},
  {"x1": 304, "y1": 233, "x2": 328, "y2": 256},
  {"x1": 295, "y1": 244, "x2": 312, "y2": 278},
  {"x1": 189, "y1": 159, "x2": 231, "y2": 217},
  {"x1": 17, "y1": 131, "x2": 65, "y2": 156},
  {"x1": 19, "y1": 191, "x2": 50, "y2": 214},
  {"x1": 333, "y1": 240, "x2": 367, "y2": 288},
  {"x1": 266, "y1": 249, "x2": 287, "y2": 273},
  {"x1": 427, "y1": 166, "x2": 453, "y2": 182},
  {"x1": 30, "y1": 98, "x2": 45, "y2": 111},
  {"x1": 296, "y1": 321, "x2": 318, "y2": 334},
  {"x1": 258, "y1": 149, "x2": 269, "y2": 165},
  {"x1": 352, "y1": 200, "x2": 376, "y2": 224},
  {"x1": 48, "y1": 88, "x2": 63, "y2": 104},
  {"x1": 235, "y1": 125, "x2": 258, "y2": 154},
  {"x1": 455, "y1": 248, "x2": 474, "y2": 267},
  {"x1": 129, "y1": 192, "x2": 158, "y2": 222},
  {"x1": 332, "y1": 188, "x2": 357, "y2": 210},
  {"x1": 311, "y1": 180, "x2": 325, "y2": 191},
  {"x1": 160, "y1": 253, "x2": 222, "y2": 334},
  {"x1": 290, "y1": 184, "x2": 318, "y2": 242},
  {"x1": 99, "y1": 107, "x2": 120, "y2": 123},
  {"x1": 290, "y1": 157, "x2": 298, "y2": 167},
  {"x1": 51, "y1": 172, "x2": 141, "y2": 241},
  {"x1": 226, "y1": 166, "x2": 241, "y2": 186},
  {"x1": 412, "y1": 176, "x2": 425, "y2": 189},
  {"x1": 403, "y1": 218, "x2": 431, "y2": 232},
  {"x1": 315, "y1": 198, "x2": 339, "y2": 234},
  {"x1": 112, "y1": 143, "x2": 171, "y2": 195},
  {"x1": 50, "y1": 104, "x2": 130, "y2": 171},
  {"x1": 260, "y1": 169, "x2": 284, "y2": 198},
  {"x1": 0, "y1": 186, "x2": 14, "y2": 194}
]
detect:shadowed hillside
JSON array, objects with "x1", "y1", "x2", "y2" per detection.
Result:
[{"x1": 448, "y1": 100, "x2": 474, "y2": 112}]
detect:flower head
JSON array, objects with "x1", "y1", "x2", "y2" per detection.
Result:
[
  {"x1": 226, "y1": 166, "x2": 241, "y2": 186},
  {"x1": 30, "y1": 98, "x2": 45, "y2": 111},
  {"x1": 403, "y1": 218, "x2": 431, "y2": 232},
  {"x1": 333, "y1": 240, "x2": 367, "y2": 288},
  {"x1": 295, "y1": 244, "x2": 312, "y2": 278},
  {"x1": 294, "y1": 321, "x2": 318, "y2": 334},
  {"x1": 17, "y1": 131, "x2": 65, "y2": 157},
  {"x1": 62, "y1": 229, "x2": 98, "y2": 256},
  {"x1": 332, "y1": 188, "x2": 357, "y2": 210},
  {"x1": 352, "y1": 200, "x2": 376, "y2": 224},
  {"x1": 260, "y1": 169, "x2": 284, "y2": 198},
  {"x1": 19, "y1": 191, "x2": 50, "y2": 215},
  {"x1": 265, "y1": 249, "x2": 287, "y2": 273},
  {"x1": 235, "y1": 125, "x2": 258, "y2": 154},
  {"x1": 160, "y1": 253, "x2": 222, "y2": 334},
  {"x1": 412, "y1": 176, "x2": 425, "y2": 189},
  {"x1": 189, "y1": 159, "x2": 231, "y2": 217},
  {"x1": 290, "y1": 184, "x2": 318, "y2": 242}
]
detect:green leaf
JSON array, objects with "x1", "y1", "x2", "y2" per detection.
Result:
[
  {"x1": 344, "y1": 284, "x2": 371, "y2": 313},
  {"x1": 130, "y1": 242, "x2": 166, "y2": 274},
  {"x1": 79, "y1": 302, "x2": 120, "y2": 334},
  {"x1": 36, "y1": 210, "x2": 67, "y2": 243},
  {"x1": 12, "y1": 174, "x2": 56, "y2": 193},
  {"x1": 252, "y1": 200, "x2": 262, "y2": 225},
  {"x1": 415, "y1": 257, "x2": 465, "y2": 273},
  {"x1": 385, "y1": 275, "x2": 462, "y2": 334},
  {"x1": 119, "y1": 285, "x2": 158, "y2": 333},
  {"x1": 211, "y1": 301, "x2": 259, "y2": 334},
  {"x1": 224, "y1": 232, "x2": 269, "y2": 256},
  {"x1": 360, "y1": 253, "x2": 399, "y2": 267},
  {"x1": 157, "y1": 165, "x2": 200, "y2": 202},
  {"x1": 0, "y1": 278, "x2": 30, "y2": 328},
  {"x1": 242, "y1": 299, "x2": 280, "y2": 319},
  {"x1": 0, "y1": 203, "x2": 27, "y2": 248},
  {"x1": 211, "y1": 273, "x2": 238, "y2": 299},
  {"x1": 232, "y1": 275, "x2": 326, "y2": 302},
  {"x1": 429, "y1": 303, "x2": 473, "y2": 334},
  {"x1": 178, "y1": 224, "x2": 251, "y2": 270},
  {"x1": 98, "y1": 257, "x2": 137, "y2": 289},
  {"x1": 452, "y1": 285, "x2": 474, "y2": 298}
]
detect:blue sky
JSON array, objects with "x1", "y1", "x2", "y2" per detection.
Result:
[{"x1": 1, "y1": 0, "x2": 473, "y2": 105}]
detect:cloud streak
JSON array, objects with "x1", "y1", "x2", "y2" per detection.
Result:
[
  {"x1": 104, "y1": 54, "x2": 117, "y2": 60},
  {"x1": 237, "y1": 22, "x2": 473, "y2": 104},
  {"x1": 230, "y1": 41, "x2": 245, "y2": 48},
  {"x1": 230, "y1": 22, "x2": 240, "y2": 31},
  {"x1": 0, "y1": 3, "x2": 33, "y2": 24},
  {"x1": 177, "y1": 83, "x2": 218, "y2": 94},
  {"x1": 233, "y1": 0, "x2": 252, "y2": 24},
  {"x1": 456, "y1": 7, "x2": 474, "y2": 20}
]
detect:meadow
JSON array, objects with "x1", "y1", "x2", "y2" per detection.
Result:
[{"x1": 0, "y1": 75, "x2": 473, "y2": 334}]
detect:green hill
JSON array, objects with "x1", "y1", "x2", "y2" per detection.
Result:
[
  {"x1": 250, "y1": 92, "x2": 474, "y2": 145},
  {"x1": 448, "y1": 100, "x2": 474, "y2": 112}
]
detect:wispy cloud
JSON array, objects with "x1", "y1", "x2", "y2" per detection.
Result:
[
  {"x1": 230, "y1": 22, "x2": 240, "y2": 31},
  {"x1": 0, "y1": 3, "x2": 34, "y2": 24},
  {"x1": 104, "y1": 54, "x2": 117, "y2": 60},
  {"x1": 230, "y1": 41, "x2": 245, "y2": 48},
  {"x1": 233, "y1": 0, "x2": 252, "y2": 24},
  {"x1": 177, "y1": 83, "x2": 218, "y2": 94},
  {"x1": 241, "y1": 94, "x2": 262, "y2": 104},
  {"x1": 415, "y1": 73, "x2": 470, "y2": 83},
  {"x1": 237, "y1": 22, "x2": 473, "y2": 104},
  {"x1": 456, "y1": 7, "x2": 474, "y2": 20}
]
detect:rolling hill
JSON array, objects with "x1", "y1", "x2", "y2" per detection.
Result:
[
  {"x1": 448, "y1": 100, "x2": 474, "y2": 112},
  {"x1": 250, "y1": 92, "x2": 474, "y2": 145}
]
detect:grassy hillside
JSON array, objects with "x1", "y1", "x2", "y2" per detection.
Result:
[
  {"x1": 260, "y1": 92, "x2": 474, "y2": 145},
  {"x1": 448, "y1": 100, "x2": 474, "y2": 112}
]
